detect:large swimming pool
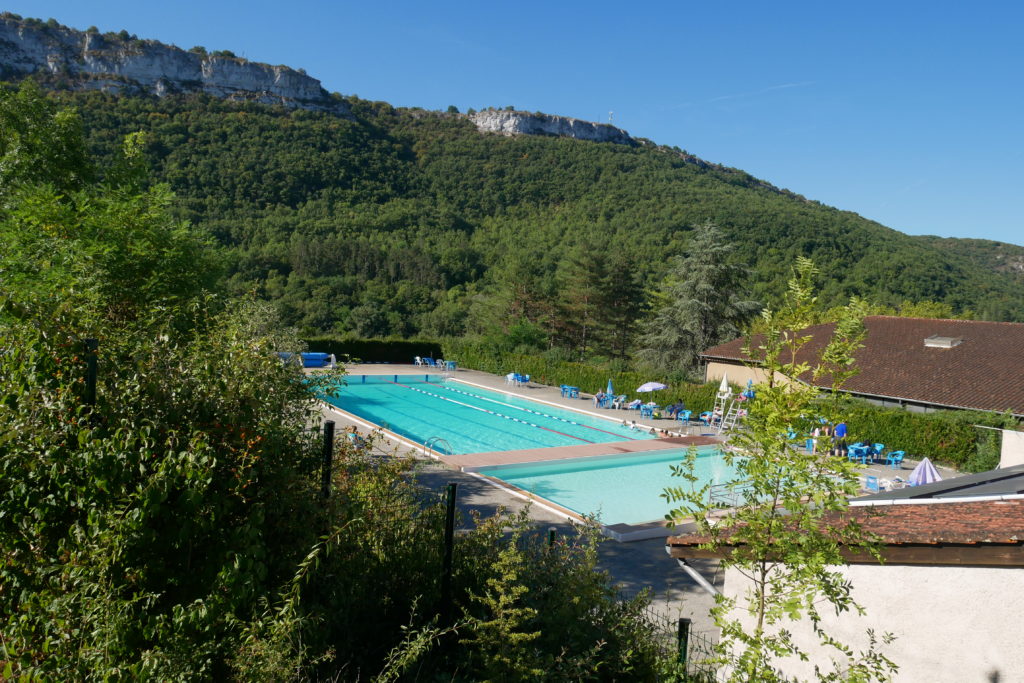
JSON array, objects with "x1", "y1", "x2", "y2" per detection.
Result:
[
  {"x1": 321, "y1": 375, "x2": 654, "y2": 454},
  {"x1": 475, "y1": 446, "x2": 737, "y2": 525}
]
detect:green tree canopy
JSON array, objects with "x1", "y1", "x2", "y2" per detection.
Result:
[{"x1": 638, "y1": 222, "x2": 761, "y2": 375}]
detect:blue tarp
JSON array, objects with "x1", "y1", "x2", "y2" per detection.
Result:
[
  {"x1": 278, "y1": 352, "x2": 332, "y2": 368},
  {"x1": 301, "y1": 352, "x2": 331, "y2": 368}
]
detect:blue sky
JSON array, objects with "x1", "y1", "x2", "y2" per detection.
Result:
[{"x1": 10, "y1": 1, "x2": 1023, "y2": 246}]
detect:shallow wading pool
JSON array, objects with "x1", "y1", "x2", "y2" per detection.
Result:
[{"x1": 473, "y1": 446, "x2": 737, "y2": 525}]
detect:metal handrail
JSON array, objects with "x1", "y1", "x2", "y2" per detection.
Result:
[{"x1": 424, "y1": 436, "x2": 453, "y2": 456}]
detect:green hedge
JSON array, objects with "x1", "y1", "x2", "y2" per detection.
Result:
[
  {"x1": 838, "y1": 399, "x2": 1016, "y2": 472},
  {"x1": 303, "y1": 337, "x2": 442, "y2": 364},
  {"x1": 440, "y1": 339, "x2": 722, "y2": 411}
]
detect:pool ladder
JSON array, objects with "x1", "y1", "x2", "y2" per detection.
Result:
[{"x1": 424, "y1": 436, "x2": 453, "y2": 457}]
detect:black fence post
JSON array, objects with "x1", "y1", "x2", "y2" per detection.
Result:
[
  {"x1": 321, "y1": 420, "x2": 335, "y2": 500},
  {"x1": 677, "y1": 617, "x2": 691, "y2": 666},
  {"x1": 440, "y1": 482, "x2": 458, "y2": 626},
  {"x1": 84, "y1": 338, "x2": 98, "y2": 407},
  {"x1": 548, "y1": 526, "x2": 557, "y2": 549}
]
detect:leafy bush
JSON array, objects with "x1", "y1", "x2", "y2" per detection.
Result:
[
  {"x1": 0, "y1": 299, "x2": 332, "y2": 679},
  {"x1": 443, "y1": 337, "x2": 722, "y2": 411},
  {"x1": 837, "y1": 398, "x2": 1016, "y2": 471},
  {"x1": 236, "y1": 442, "x2": 667, "y2": 681}
]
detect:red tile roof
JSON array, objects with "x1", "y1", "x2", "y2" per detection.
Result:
[
  {"x1": 702, "y1": 316, "x2": 1024, "y2": 416},
  {"x1": 668, "y1": 499, "x2": 1024, "y2": 548}
]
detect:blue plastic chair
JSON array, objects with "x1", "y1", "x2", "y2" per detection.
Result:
[
  {"x1": 560, "y1": 385, "x2": 569, "y2": 397},
  {"x1": 640, "y1": 404, "x2": 655, "y2": 418},
  {"x1": 847, "y1": 445, "x2": 869, "y2": 464},
  {"x1": 885, "y1": 450, "x2": 905, "y2": 469},
  {"x1": 677, "y1": 410, "x2": 692, "y2": 426},
  {"x1": 699, "y1": 411, "x2": 712, "y2": 426}
]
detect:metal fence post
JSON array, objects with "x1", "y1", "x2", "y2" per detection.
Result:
[
  {"x1": 677, "y1": 617, "x2": 691, "y2": 666},
  {"x1": 548, "y1": 526, "x2": 557, "y2": 549},
  {"x1": 320, "y1": 420, "x2": 335, "y2": 500},
  {"x1": 84, "y1": 338, "x2": 98, "y2": 407},
  {"x1": 440, "y1": 482, "x2": 458, "y2": 625}
]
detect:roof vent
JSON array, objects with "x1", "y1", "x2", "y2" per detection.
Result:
[{"x1": 924, "y1": 335, "x2": 963, "y2": 349}]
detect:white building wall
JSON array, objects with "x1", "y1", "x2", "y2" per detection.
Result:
[
  {"x1": 1000, "y1": 429, "x2": 1024, "y2": 468},
  {"x1": 722, "y1": 564, "x2": 1024, "y2": 682},
  {"x1": 704, "y1": 361, "x2": 770, "y2": 388}
]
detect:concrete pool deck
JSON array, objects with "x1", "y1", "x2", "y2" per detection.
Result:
[{"x1": 446, "y1": 435, "x2": 720, "y2": 469}]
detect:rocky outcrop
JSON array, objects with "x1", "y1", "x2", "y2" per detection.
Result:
[
  {"x1": 470, "y1": 110, "x2": 633, "y2": 145},
  {"x1": 0, "y1": 16, "x2": 345, "y2": 112}
]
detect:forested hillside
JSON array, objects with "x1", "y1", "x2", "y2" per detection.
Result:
[{"x1": 42, "y1": 88, "x2": 1024, "y2": 349}]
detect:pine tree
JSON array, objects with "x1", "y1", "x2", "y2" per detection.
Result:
[{"x1": 638, "y1": 222, "x2": 760, "y2": 375}]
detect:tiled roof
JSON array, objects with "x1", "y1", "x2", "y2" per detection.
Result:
[
  {"x1": 701, "y1": 316, "x2": 1024, "y2": 415},
  {"x1": 667, "y1": 499, "x2": 1024, "y2": 548}
]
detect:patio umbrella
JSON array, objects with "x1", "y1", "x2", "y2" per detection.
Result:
[
  {"x1": 636, "y1": 381, "x2": 667, "y2": 393},
  {"x1": 908, "y1": 457, "x2": 942, "y2": 486},
  {"x1": 718, "y1": 374, "x2": 729, "y2": 393},
  {"x1": 607, "y1": 378, "x2": 614, "y2": 395}
]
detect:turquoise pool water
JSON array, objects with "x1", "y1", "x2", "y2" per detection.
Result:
[
  {"x1": 321, "y1": 375, "x2": 654, "y2": 454},
  {"x1": 476, "y1": 446, "x2": 737, "y2": 525}
]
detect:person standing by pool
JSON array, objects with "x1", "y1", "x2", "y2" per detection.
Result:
[{"x1": 833, "y1": 421, "x2": 848, "y2": 456}]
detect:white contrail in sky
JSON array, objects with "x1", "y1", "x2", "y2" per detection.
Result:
[{"x1": 670, "y1": 81, "x2": 815, "y2": 110}]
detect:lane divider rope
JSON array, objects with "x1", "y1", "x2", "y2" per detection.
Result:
[
  {"x1": 437, "y1": 382, "x2": 643, "y2": 440},
  {"x1": 387, "y1": 380, "x2": 593, "y2": 443}
]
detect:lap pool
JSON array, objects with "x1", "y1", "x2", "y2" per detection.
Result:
[
  {"x1": 474, "y1": 446, "x2": 737, "y2": 525},
  {"x1": 321, "y1": 375, "x2": 654, "y2": 454}
]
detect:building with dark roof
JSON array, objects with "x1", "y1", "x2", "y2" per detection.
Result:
[
  {"x1": 701, "y1": 316, "x2": 1024, "y2": 417},
  {"x1": 667, "y1": 494, "x2": 1024, "y2": 679}
]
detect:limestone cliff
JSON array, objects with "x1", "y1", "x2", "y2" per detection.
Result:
[
  {"x1": 470, "y1": 110, "x2": 633, "y2": 145},
  {"x1": 0, "y1": 15, "x2": 344, "y2": 112}
]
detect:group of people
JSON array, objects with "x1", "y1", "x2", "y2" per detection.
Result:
[
  {"x1": 809, "y1": 420, "x2": 848, "y2": 455},
  {"x1": 620, "y1": 420, "x2": 674, "y2": 437}
]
